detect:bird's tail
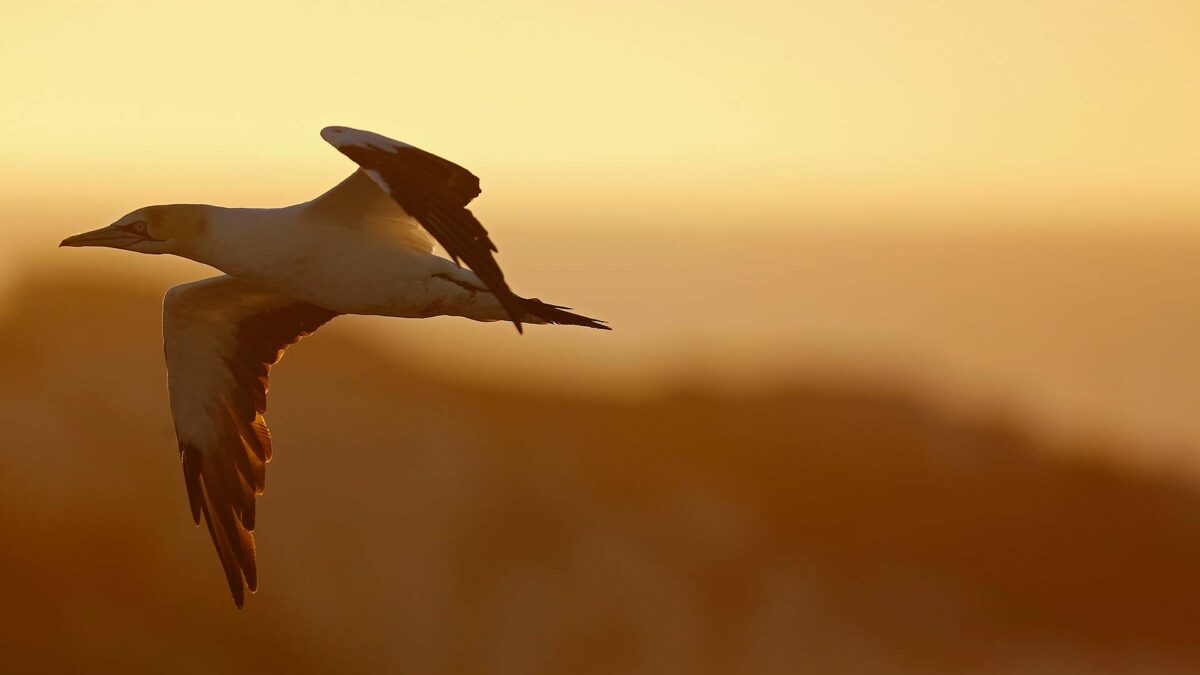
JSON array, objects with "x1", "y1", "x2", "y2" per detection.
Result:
[{"x1": 521, "y1": 297, "x2": 610, "y2": 330}]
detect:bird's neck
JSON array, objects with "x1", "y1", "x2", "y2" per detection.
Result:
[{"x1": 182, "y1": 205, "x2": 298, "y2": 279}]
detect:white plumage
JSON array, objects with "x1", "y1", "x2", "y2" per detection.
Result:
[{"x1": 60, "y1": 126, "x2": 608, "y2": 607}]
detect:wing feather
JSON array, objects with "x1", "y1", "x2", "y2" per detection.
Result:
[
  {"x1": 304, "y1": 170, "x2": 435, "y2": 252},
  {"x1": 164, "y1": 275, "x2": 338, "y2": 607},
  {"x1": 319, "y1": 125, "x2": 525, "y2": 331}
]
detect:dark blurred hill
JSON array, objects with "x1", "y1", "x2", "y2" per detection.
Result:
[{"x1": 1, "y1": 278, "x2": 1198, "y2": 674}]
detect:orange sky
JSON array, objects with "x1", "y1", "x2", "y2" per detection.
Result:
[
  {"x1": 3, "y1": 2, "x2": 1200, "y2": 471},
  {"x1": 3, "y1": 1, "x2": 1199, "y2": 226}
]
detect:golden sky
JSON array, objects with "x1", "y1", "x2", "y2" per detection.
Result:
[
  {"x1": 2, "y1": 2, "x2": 1200, "y2": 468},
  {"x1": 2, "y1": 0, "x2": 1199, "y2": 226}
]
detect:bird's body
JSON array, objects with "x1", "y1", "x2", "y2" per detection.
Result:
[
  {"x1": 61, "y1": 126, "x2": 607, "y2": 607},
  {"x1": 185, "y1": 202, "x2": 505, "y2": 320}
]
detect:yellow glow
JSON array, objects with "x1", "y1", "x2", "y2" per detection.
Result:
[
  {"x1": 2, "y1": 1, "x2": 1199, "y2": 223},
  {"x1": 4, "y1": 2, "x2": 1200, "y2": 467}
]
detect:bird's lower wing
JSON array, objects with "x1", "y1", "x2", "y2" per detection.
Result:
[{"x1": 163, "y1": 275, "x2": 338, "y2": 607}]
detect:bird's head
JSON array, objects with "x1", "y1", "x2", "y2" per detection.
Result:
[{"x1": 60, "y1": 204, "x2": 208, "y2": 255}]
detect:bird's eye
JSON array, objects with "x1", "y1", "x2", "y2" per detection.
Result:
[{"x1": 130, "y1": 221, "x2": 146, "y2": 234}]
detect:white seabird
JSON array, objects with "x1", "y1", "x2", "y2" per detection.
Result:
[{"x1": 60, "y1": 126, "x2": 608, "y2": 607}]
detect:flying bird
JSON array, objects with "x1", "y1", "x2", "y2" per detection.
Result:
[{"x1": 60, "y1": 126, "x2": 609, "y2": 607}]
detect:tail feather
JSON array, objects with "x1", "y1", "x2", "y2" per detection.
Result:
[{"x1": 521, "y1": 297, "x2": 610, "y2": 330}]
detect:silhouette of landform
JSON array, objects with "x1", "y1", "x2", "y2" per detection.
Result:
[{"x1": 1, "y1": 278, "x2": 1197, "y2": 673}]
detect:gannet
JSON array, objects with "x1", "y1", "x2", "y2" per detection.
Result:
[{"x1": 60, "y1": 126, "x2": 608, "y2": 607}]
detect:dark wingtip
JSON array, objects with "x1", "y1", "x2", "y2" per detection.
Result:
[
  {"x1": 320, "y1": 125, "x2": 349, "y2": 141},
  {"x1": 244, "y1": 563, "x2": 259, "y2": 593}
]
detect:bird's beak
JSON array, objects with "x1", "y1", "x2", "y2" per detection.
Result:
[{"x1": 60, "y1": 224, "x2": 139, "y2": 248}]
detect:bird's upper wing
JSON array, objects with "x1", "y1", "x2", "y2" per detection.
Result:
[
  {"x1": 319, "y1": 125, "x2": 525, "y2": 331},
  {"x1": 303, "y1": 169, "x2": 435, "y2": 253},
  {"x1": 163, "y1": 275, "x2": 338, "y2": 607}
]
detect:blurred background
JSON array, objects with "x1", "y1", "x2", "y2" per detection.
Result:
[{"x1": 3, "y1": 1, "x2": 1200, "y2": 672}]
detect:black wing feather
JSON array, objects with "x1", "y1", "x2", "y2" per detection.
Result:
[
  {"x1": 166, "y1": 279, "x2": 338, "y2": 608},
  {"x1": 320, "y1": 126, "x2": 525, "y2": 332}
]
